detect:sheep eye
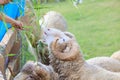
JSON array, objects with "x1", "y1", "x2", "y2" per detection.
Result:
[
  {"x1": 48, "y1": 29, "x2": 50, "y2": 31},
  {"x1": 63, "y1": 39, "x2": 65, "y2": 42}
]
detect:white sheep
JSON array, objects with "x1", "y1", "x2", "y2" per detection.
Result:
[
  {"x1": 14, "y1": 61, "x2": 58, "y2": 80},
  {"x1": 41, "y1": 27, "x2": 120, "y2": 72},
  {"x1": 38, "y1": 27, "x2": 73, "y2": 65},
  {"x1": 40, "y1": 27, "x2": 74, "y2": 63},
  {"x1": 38, "y1": 11, "x2": 68, "y2": 64},
  {"x1": 49, "y1": 38, "x2": 120, "y2": 80},
  {"x1": 39, "y1": 11, "x2": 67, "y2": 31}
]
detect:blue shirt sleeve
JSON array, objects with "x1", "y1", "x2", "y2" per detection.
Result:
[{"x1": 11, "y1": 0, "x2": 26, "y2": 16}]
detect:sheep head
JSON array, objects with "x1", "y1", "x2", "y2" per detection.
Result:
[
  {"x1": 14, "y1": 61, "x2": 34, "y2": 80},
  {"x1": 41, "y1": 27, "x2": 75, "y2": 48},
  {"x1": 36, "y1": 62, "x2": 58, "y2": 80},
  {"x1": 50, "y1": 38, "x2": 80, "y2": 61},
  {"x1": 14, "y1": 61, "x2": 53, "y2": 80}
]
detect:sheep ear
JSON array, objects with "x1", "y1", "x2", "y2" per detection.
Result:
[
  {"x1": 39, "y1": 18, "x2": 43, "y2": 26},
  {"x1": 39, "y1": 17, "x2": 46, "y2": 30},
  {"x1": 21, "y1": 61, "x2": 35, "y2": 74},
  {"x1": 64, "y1": 32, "x2": 75, "y2": 40},
  {"x1": 35, "y1": 65, "x2": 50, "y2": 80}
]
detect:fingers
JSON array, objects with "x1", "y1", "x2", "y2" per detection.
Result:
[
  {"x1": 0, "y1": 0, "x2": 6, "y2": 4},
  {"x1": 12, "y1": 21, "x2": 24, "y2": 30},
  {"x1": 17, "y1": 22, "x2": 24, "y2": 30},
  {"x1": 16, "y1": 25, "x2": 24, "y2": 30},
  {"x1": 3, "y1": 0, "x2": 10, "y2": 4}
]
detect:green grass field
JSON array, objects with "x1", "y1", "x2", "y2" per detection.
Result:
[{"x1": 35, "y1": 0, "x2": 120, "y2": 59}]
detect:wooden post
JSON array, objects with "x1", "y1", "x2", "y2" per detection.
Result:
[
  {"x1": 8, "y1": 33, "x2": 21, "y2": 79},
  {"x1": 0, "y1": 29, "x2": 17, "y2": 79},
  {"x1": 0, "y1": 29, "x2": 17, "y2": 55},
  {"x1": 0, "y1": 54, "x2": 5, "y2": 76}
]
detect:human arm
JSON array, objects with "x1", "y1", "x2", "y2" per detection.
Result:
[
  {"x1": 0, "y1": 0, "x2": 11, "y2": 5},
  {"x1": 0, "y1": 13, "x2": 23, "y2": 30}
]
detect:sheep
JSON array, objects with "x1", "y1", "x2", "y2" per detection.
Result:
[
  {"x1": 38, "y1": 11, "x2": 67, "y2": 64},
  {"x1": 37, "y1": 27, "x2": 66, "y2": 64},
  {"x1": 14, "y1": 61, "x2": 58, "y2": 80},
  {"x1": 49, "y1": 38, "x2": 120, "y2": 80},
  {"x1": 38, "y1": 27, "x2": 74, "y2": 65},
  {"x1": 39, "y1": 11, "x2": 67, "y2": 31},
  {"x1": 41, "y1": 27, "x2": 120, "y2": 72}
]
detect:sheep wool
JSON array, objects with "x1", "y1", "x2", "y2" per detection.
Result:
[{"x1": 87, "y1": 57, "x2": 120, "y2": 72}]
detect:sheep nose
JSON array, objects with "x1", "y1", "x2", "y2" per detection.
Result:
[
  {"x1": 48, "y1": 28, "x2": 50, "y2": 31},
  {"x1": 44, "y1": 32, "x2": 47, "y2": 35}
]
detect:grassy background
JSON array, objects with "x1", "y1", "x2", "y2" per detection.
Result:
[{"x1": 34, "y1": 0, "x2": 120, "y2": 60}]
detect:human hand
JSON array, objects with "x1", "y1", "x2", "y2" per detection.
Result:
[
  {"x1": 0, "y1": 0, "x2": 10, "y2": 5},
  {"x1": 12, "y1": 21, "x2": 24, "y2": 30}
]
